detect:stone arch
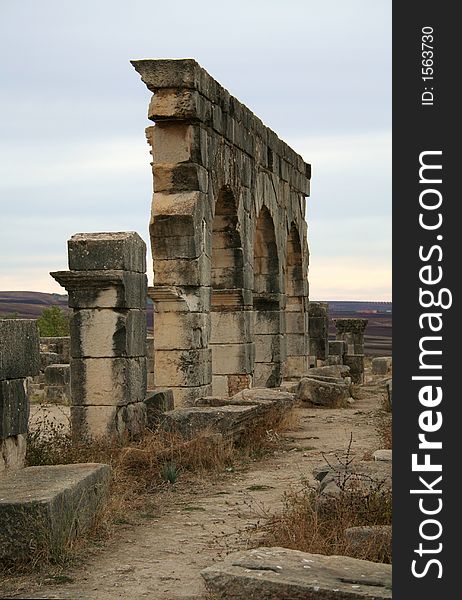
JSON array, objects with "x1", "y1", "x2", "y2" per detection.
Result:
[
  {"x1": 253, "y1": 205, "x2": 283, "y2": 387},
  {"x1": 285, "y1": 222, "x2": 309, "y2": 378},
  {"x1": 210, "y1": 186, "x2": 253, "y2": 395}
]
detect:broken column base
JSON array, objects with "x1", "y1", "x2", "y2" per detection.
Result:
[
  {"x1": 201, "y1": 547, "x2": 392, "y2": 599},
  {"x1": 0, "y1": 463, "x2": 110, "y2": 562}
]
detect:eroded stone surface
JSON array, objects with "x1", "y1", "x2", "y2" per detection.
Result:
[
  {"x1": 201, "y1": 547, "x2": 392, "y2": 599},
  {"x1": 0, "y1": 463, "x2": 110, "y2": 560}
]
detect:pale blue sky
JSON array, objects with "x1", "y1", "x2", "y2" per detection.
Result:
[{"x1": 0, "y1": 0, "x2": 391, "y2": 300}]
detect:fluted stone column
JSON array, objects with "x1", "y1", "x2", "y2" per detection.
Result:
[
  {"x1": 334, "y1": 318, "x2": 368, "y2": 383},
  {"x1": 0, "y1": 319, "x2": 39, "y2": 475},
  {"x1": 51, "y1": 232, "x2": 147, "y2": 440}
]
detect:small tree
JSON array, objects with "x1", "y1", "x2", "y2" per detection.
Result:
[{"x1": 37, "y1": 306, "x2": 70, "y2": 337}]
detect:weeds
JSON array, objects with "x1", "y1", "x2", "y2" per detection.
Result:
[
  {"x1": 253, "y1": 435, "x2": 392, "y2": 564},
  {"x1": 10, "y1": 405, "x2": 296, "y2": 573}
]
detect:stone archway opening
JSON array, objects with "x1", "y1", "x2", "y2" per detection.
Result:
[
  {"x1": 285, "y1": 223, "x2": 309, "y2": 378},
  {"x1": 210, "y1": 187, "x2": 252, "y2": 396},
  {"x1": 253, "y1": 206, "x2": 282, "y2": 387}
]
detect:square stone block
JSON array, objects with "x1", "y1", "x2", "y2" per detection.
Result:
[
  {"x1": 210, "y1": 311, "x2": 253, "y2": 344},
  {"x1": 44, "y1": 364, "x2": 70, "y2": 386},
  {"x1": 211, "y1": 343, "x2": 253, "y2": 375},
  {"x1": 254, "y1": 310, "x2": 282, "y2": 335},
  {"x1": 154, "y1": 349, "x2": 211, "y2": 387},
  {"x1": 0, "y1": 319, "x2": 40, "y2": 380},
  {"x1": 154, "y1": 311, "x2": 209, "y2": 350},
  {"x1": 286, "y1": 333, "x2": 307, "y2": 356},
  {"x1": 253, "y1": 361, "x2": 282, "y2": 388},
  {"x1": 68, "y1": 232, "x2": 146, "y2": 273},
  {"x1": 70, "y1": 309, "x2": 146, "y2": 358},
  {"x1": 0, "y1": 463, "x2": 110, "y2": 560},
  {"x1": 172, "y1": 384, "x2": 213, "y2": 408},
  {"x1": 70, "y1": 357, "x2": 146, "y2": 406},
  {"x1": 254, "y1": 334, "x2": 282, "y2": 363}
]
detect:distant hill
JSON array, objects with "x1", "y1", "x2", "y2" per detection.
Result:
[
  {"x1": 0, "y1": 291, "x2": 69, "y2": 319},
  {"x1": 0, "y1": 292, "x2": 391, "y2": 355}
]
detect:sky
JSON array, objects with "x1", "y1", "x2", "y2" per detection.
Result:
[{"x1": 0, "y1": 0, "x2": 391, "y2": 301}]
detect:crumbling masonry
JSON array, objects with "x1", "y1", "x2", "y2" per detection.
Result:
[{"x1": 131, "y1": 59, "x2": 311, "y2": 405}]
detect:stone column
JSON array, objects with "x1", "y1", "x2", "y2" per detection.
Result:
[
  {"x1": 51, "y1": 232, "x2": 147, "y2": 440},
  {"x1": 308, "y1": 302, "x2": 329, "y2": 365},
  {"x1": 150, "y1": 287, "x2": 212, "y2": 407},
  {"x1": 334, "y1": 318, "x2": 368, "y2": 383},
  {"x1": 0, "y1": 319, "x2": 39, "y2": 475}
]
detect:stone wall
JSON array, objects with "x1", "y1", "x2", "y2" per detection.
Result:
[
  {"x1": 0, "y1": 319, "x2": 39, "y2": 475},
  {"x1": 131, "y1": 59, "x2": 311, "y2": 405}
]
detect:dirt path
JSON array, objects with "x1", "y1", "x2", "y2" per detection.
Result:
[{"x1": 3, "y1": 386, "x2": 384, "y2": 600}]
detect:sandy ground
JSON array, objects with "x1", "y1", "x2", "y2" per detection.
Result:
[{"x1": 1, "y1": 383, "x2": 387, "y2": 600}]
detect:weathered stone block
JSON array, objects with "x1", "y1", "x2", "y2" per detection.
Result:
[
  {"x1": 296, "y1": 377, "x2": 351, "y2": 408},
  {"x1": 40, "y1": 352, "x2": 62, "y2": 371},
  {"x1": 45, "y1": 385, "x2": 70, "y2": 405},
  {"x1": 254, "y1": 311, "x2": 281, "y2": 334},
  {"x1": 153, "y1": 254, "x2": 211, "y2": 287},
  {"x1": 68, "y1": 232, "x2": 146, "y2": 273},
  {"x1": 372, "y1": 356, "x2": 392, "y2": 375},
  {"x1": 211, "y1": 343, "x2": 254, "y2": 375},
  {"x1": 70, "y1": 357, "x2": 146, "y2": 406},
  {"x1": 44, "y1": 364, "x2": 70, "y2": 386},
  {"x1": 210, "y1": 311, "x2": 253, "y2": 344},
  {"x1": 0, "y1": 463, "x2": 110, "y2": 559},
  {"x1": 154, "y1": 349, "x2": 211, "y2": 387},
  {"x1": 154, "y1": 311, "x2": 209, "y2": 350},
  {"x1": 70, "y1": 309, "x2": 146, "y2": 358},
  {"x1": 328, "y1": 340, "x2": 346, "y2": 357},
  {"x1": 254, "y1": 334, "x2": 282, "y2": 363},
  {"x1": 0, "y1": 379, "x2": 29, "y2": 439},
  {"x1": 284, "y1": 355, "x2": 308, "y2": 379},
  {"x1": 253, "y1": 361, "x2": 282, "y2": 388},
  {"x1": 0, "y1": 319, "x2": 40, "y2": 380},
  {"x1": 344, "y1": 354, "x2": 365, "y2": 384},
  {"x1": 201, "y1": 547, "x2": 392, "y2": 599},
  {"x1": 285, "y1": 333, "x2": 306, "y2": 356}
]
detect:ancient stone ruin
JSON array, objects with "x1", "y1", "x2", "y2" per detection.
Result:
[
  {"x1": 131, "y1": 58, "x2": 311, "y2": 405},
  {"x1": 51, "y1": 232, "x2": 148, "y2": 440},
  {"x1": 0, "y1": 61, "x2": 390, "y2": 596},
  {"x1": 0, "y1": 319, "x2": 109, "y2": 560}
]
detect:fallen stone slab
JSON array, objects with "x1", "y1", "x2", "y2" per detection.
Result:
[
  {"x1": 0, "y1": 463, "x2": 110, "y2": 561},
  {"x1": 303, "y1": 365, "x2": 351, "y2": 379},
  {"x1": 161, "y1": 405, "x2": 262, "y2": 440},
  {"x1": 161, "y1": 390, "x2": 294, "y2": 441},
  {"x1": 201, "y1": 547, "x2": 392, "y2": 599},
  {"x1": 296, "y1": 377, "x2": 351, "y2": 408}
]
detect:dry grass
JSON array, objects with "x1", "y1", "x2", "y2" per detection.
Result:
[
  {"x1": 253, "y1": 438, "x2": 392, "y2": 564},
  {"x1": 3, "y1": 405, "x2": 296, "y2": 573}
]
